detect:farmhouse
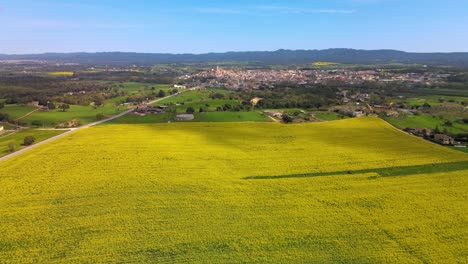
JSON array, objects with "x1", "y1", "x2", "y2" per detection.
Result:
[
  {"x1": 135, "y1": 104, "x2": 163, "y2": 114},
  {"x1": 434, "y1": 134, "x2": 455, "y2": 145},
  {"x1": 250, "y1": 97, "x2": 263, "y2": 106},
  {"x1": 0, "y1": 126, "x2": 4, "y2": 132},
  {"x1": 414, "y1": 128, "x2": 432, "y2": 136},
  {"x1": 352, "y1": 111, "x2": 365, "y2": 117}
]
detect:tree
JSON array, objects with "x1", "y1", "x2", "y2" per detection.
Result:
[
  {"x1": 94, "y1": 96, "x2": 104, "y2": 106},
  {"x1": 31, "y1": 120, "x2": 43, "y2": 127},
  {"x1": 23, "y1": 136, "x2": 35, "y2": 146},
  {"x1": 47, "y1": 102, "x2": 56, "y2": 110},
  {"x1": 171, "y1": 89, "x2": 178, "y2": 95},
  {"x1": 422, "y1": 102, "x2": 431, "y2": 108},
  {"x1": 7, "y1": 141, "x2": 15, "y2": 153},
  {"x1": 434, "y1": 125, "x2": 440, "y2": 134},
  {"x1": 0, "y1": 102, "x2": 4, "y2": 109},
  {"x1": 59, "y1": 103, "x2": 70, "y2": 112},
  {"x1": 211, "y1": 93, "x2": 224, "y2": 99},
  {"x1": 186, "y1": 107, "x2": 195, "y2": 114},
  {"x1": 282, "y1": 114, "x2": 294, "y2": 123},
  {"x1": 158, "y1": 89, "x2": 166, "y2": 97},
  {"x1": 96, "y1": 113, "x2": 105, "y2": 121},
  {"x1": 0, "y1": 113, "x2": 9, "y2": 122}
]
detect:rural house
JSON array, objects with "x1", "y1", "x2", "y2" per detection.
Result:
[
  {"x1": 135, "y1": 104, "x2": 163, "y2": 114},
  {"x1": 414, "y1": 128, "x2": 432, "y2": 137},
  {"x1": 434, "y1": 134, "x2": 455, "y2": 145}
]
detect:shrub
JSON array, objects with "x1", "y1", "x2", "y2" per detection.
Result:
[
  {"x1": 186, "y1": 107, "x2": 195, "y2": 114},
  {"x1": 23, "y1": 136, "x2": 36, "y2": 146}
]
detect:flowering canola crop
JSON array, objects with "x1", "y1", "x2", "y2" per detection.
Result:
[{"x1": 0, "y1": 117, "x2": 467, "y2": 262}]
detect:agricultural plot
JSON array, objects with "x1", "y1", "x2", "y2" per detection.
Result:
[
  {"x1": 153, "y1": 90, "x2": 210, "y2": 105},
  {"x1": 0, "y1": 129, "x2": 64, "y2": 157},
  {"x1": 119, "y1": 82, "x2": 172, "y2": 95},
  {"x1": 408, "y1": 88, "x2": 468, "y2": 97},
  {"x1": 313, "y1": 111, "x2": 348, "y2": 121},
  {"x1": 393, "y1": 95, "x2": 468, "y2": 107},
  {"x1": 174, "y1": 99, "x2": 241, "y2": 113},
  {"x1": 0, "y1": 117, "x2": 467, "y2": 262},
  {"x1": 21, "y1": 104, "x2": 125, "y2": 127},
  {"x1": 106, "y1": 112, "x2": 174, "y2": 124},
  {"x1": 46, "y1": 71, "x2": 74, "y2": 77},
  {"x1": 383, "y1": 114, "x2": 468, "y2": 134},
  {"x1": 0, "y1": 104, "x2": 36, "y2": 120}
]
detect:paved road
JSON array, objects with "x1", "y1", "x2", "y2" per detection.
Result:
[{"x1": 0, "y1": 92, "x2": 181, "y2": 163}]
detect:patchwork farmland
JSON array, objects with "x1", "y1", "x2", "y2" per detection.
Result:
[{"x1": 0, "y1": 117, "x2": 467, "y2": 262}]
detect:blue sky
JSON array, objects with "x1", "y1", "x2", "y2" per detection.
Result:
[{"x1": 0, "y1": 0, "x2": 467, "y2": 54}]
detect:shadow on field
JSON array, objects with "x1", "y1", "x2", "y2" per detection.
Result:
[{"x1": 243, "y1": 161, "x2": 468, "y2": 180}]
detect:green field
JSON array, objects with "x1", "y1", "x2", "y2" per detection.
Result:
[
  {"x1": 107, "y1": 111, "x2": 270, "y2": 124},
  {"x1": 106, "y1": 113, "x2": 174, "y2": 124},
  {"x1": 0, "y1": 104, "x2": 36, "y2": 120},
  {"x1": 395, "y1": 95, "x2": 468, "y2": 106},
  {"x1": 152, "y1": 90, "x2": 207, "y2": 105},
  {"x1": 383, "y1": 114, "x2": 468, "y2": 134},
  {"x1": 313, "y1": 111, "x2": 348, "y2": 121},
  {"x1": 0, "y1": 129, "x2": 64, "y2": 157},
  {"x1": 0, "y1": 117, "x2": 467, "y2": 262},
  {"x1": 195, "y1": 111, "x2": 271, "y2": 122},
  {"x1": 21, "y1": 104, "x2": 125, "y2": 127},
  {"x1": 119, "y1": 82, "x2": 172, "y2": 94},
  {"x1": 414, "y1": 88, "x2": 468, "y2": 97}
]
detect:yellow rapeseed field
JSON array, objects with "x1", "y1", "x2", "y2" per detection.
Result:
[
  {"x1": 312, "y1": 61, "x2": 338, "y2": 67},
  {"x1": 0, "y1": 117, "x2": 467, "y2": 262},
  {"x1": 47, "y1": 71, "x2": 74, "y2": 76}
]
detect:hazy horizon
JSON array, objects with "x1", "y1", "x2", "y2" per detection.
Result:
[{"x1": 2, "y1": 48, "x2": 468, "y2": 56}]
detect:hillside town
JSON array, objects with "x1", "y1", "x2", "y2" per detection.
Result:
[{"x1": 185, "y1": 66, "x2": 451, "y2": 90}]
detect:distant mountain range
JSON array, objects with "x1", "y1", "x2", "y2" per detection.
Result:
[{"x1": 1, "y1": 49, "x2": 468, "y2": 66}]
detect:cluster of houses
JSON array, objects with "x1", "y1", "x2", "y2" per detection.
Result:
[
  {"x1": 184, "y1": 66, "x2": 452, "y2": 90},
  {"x1": 408, "y1": 127, "x2": 459, "y2": 146}
]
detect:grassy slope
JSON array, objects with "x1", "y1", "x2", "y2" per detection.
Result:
[
  {"x1": 21, "y1": 104, "x2": 125, "y2": 127},
  {"x1": 0, "y1": 104, "x2": 36, "y2": 119},
  {"x1": 313, "y1": 111, "x2": 348, "y2": 121},
  {"x1": 0, "y1": 129, "x2": 64, "y2": 157},
  {"x1": 383, "y1": 114, "x2": 467, "y2": 134},
  {"x1": 0, "y1": 117, "x2": 467, "y2": 262}
]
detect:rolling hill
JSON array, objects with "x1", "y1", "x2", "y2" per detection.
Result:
[{"x1": 1, "y1": 49, "x2": 468, "y2": 66}]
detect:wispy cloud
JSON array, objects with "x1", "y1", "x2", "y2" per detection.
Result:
[
  {"x1": 4, "y1": 19, "x2": 150, "y2": 30},
  {"x1": 194, "y1": 5, "x2": 356, "y2": 15},
  {"x1": 193, "y1": 7, "x2": 245, "y2": 14},
  {"x1": 254, "y1": 5, "x2": 356, "y2": 14}
]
